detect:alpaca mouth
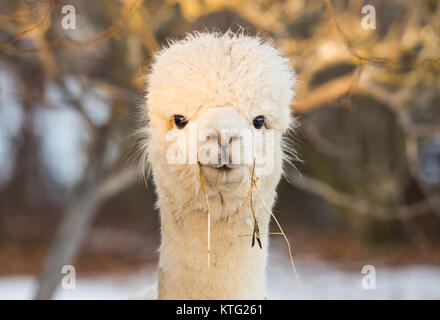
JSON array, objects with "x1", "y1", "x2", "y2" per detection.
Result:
[
  {"x1": 203, "y1": 163, "x2": 236, "y2": 171},
  {"x1": 200, "y1": 164, "x2": 246, "y2": 185},
  {"x1": 216, "y1": 165, "x2": 232, "y2": 172}
]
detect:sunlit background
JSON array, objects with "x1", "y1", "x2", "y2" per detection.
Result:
[{"x1": 0, "y1": 0, "x2": 439, "y2": 299}]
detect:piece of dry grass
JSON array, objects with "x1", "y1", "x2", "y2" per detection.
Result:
[
  {"x1": 238, "y1": 232, "x2": 284, "y2": 237},
  {"x1": 234, "y1": 159, "x2": 262, "y2": 248},
  {"x1": 250, "y1": 182, "x2": 262, "y2": 249},
  {"x1": 237, "y1": 179, "x2": 301, "y2": 286},
  {"x1": 249, "y1": 160, "x2": 262, "y2": 248},
  {"x1": 234, "y1": 176, "x2": 259, "y2": 222},
  {"x1": 197, "y1": 160, "x2": 211, "y2": 268},
  {"x1": 253, "y1": 190, "x2": 302, "y2": 286},
  {"x1": 197, "y1": 158, "x2": 300, "y2": 286}
]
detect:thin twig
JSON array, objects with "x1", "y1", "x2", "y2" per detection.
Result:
[
  {"x1": 2, "y1": 0, "x2": 142, "y2": 55},
  {"x1": 234, "y1": 176, "x2": 259, "y2": 223},
  {"x1": 249, "y1": 159, "x2": 262, "y2": 249},
  {"x1": 0, "y1": 0, "x2": 55, "y2": 49},
  {"x1": 253, "y1": 191, "x2": 302, "y2": 287},
  {"x1": 238, "y1": 232, "x2": 284, "y2": 238},
  {"x1": 197, "y1": 161, "x2": 211, "y2": 268},
  {"x1": 287, "y1": 172, "x2": 440, "y2": 220}
]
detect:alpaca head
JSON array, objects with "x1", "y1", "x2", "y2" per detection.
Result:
[{"x1": 141, "y1": 32, "x2": 296, "y2": 222}]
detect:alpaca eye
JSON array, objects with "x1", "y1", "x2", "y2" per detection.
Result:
[
  {"x1": 252, "y1": 116, "x2": 265, "y2": 129},
  {"x1": 173, "y1": 115, "x2": 188, "y2": 129}
]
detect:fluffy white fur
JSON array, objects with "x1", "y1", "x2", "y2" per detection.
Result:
[{"x1": 139, "y1": 31, "x2": 296, "y2": 300}]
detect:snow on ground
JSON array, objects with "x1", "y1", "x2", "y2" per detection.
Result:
[
  {"x1": 1, "y1": 257, "x2": 439, "y2": 299},
  {"x1": 267, "y1": 257, "x2": 440, "y2": 299}
]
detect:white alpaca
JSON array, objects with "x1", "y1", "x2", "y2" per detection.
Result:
[{"x1": 138, "y1": 31, "x2": 296, "y2": 300}]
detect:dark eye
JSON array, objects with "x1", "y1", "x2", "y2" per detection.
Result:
[
  {"x1": 174, "y1": 114, "x2": 188, "y2": 129},
  {"x1": 252, "y1": 116, "x2": 265, "y2": 129}
]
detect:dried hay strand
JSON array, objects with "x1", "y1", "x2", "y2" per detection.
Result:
[
  {"x1": 197, "y1": 158, "x2": 301, "y2": 287},
  {"x1": 234, "y1": 159, "x2": 262, "y2": 248},
  {"x1": 234, "y1": 158, "x2": 300, "y2": 284},
  {"x1": 197, "y1": 160, "x2": 211, "y2": 268},
  {"x1": 253, "y1": 190, "x2": 302, "y2": 287}
]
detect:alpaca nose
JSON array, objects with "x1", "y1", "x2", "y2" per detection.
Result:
[
  {"x1": 201, "y1": 129, "x2": 242, "y2": 166},
  {"x1": 197, "y1": 107, "x2": 248, "y2": 166},
  {"x1": 205, "y1": 130, "x2": 240, "y2": 147}
]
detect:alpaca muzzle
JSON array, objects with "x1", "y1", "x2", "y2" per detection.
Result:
[{"x1": 196, "y1": 107, "x2": 248, "y2": 169}]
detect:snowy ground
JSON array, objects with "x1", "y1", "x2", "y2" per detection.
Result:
[{"x1": 1, "y1": 256, "x2": 439, "y2": 299}]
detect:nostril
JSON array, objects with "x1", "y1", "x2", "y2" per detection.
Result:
[
  {"x1": 204, "y1": 132, "x2": 218, "y2": 143},
  {"x1": 229, "y1": 135, "x2": 240, "y2": 144},
  {"x1": 202, "y1": 129, "x2": 241, "y2": 146}
]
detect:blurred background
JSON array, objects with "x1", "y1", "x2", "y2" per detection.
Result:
[{"x1": 0, "y1": 0, "x2": 439, "y2": 299}]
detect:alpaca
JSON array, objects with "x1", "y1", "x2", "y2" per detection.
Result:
[{"x1": 139, "y1": 31, "x2": 296, "y2": 300}]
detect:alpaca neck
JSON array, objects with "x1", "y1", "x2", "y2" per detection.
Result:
[{"x1": 157, "y1": 202, "x2": 269, "y2": 299}]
